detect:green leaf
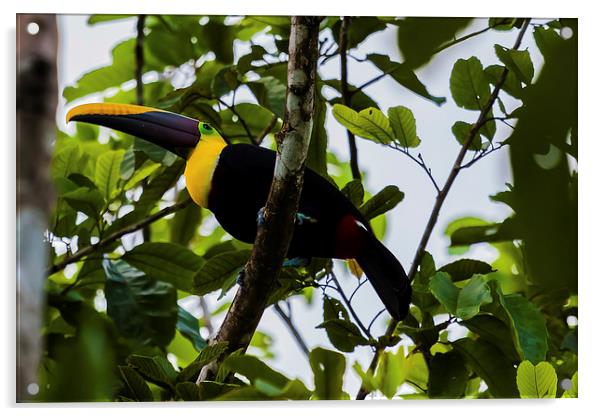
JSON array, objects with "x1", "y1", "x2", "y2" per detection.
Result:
[
  {"x1": 452, "y1": 121, "x2": 482, "y2": 150},
  {"x1": 489, "y1": 18, "x2": 518, "y2": 31},
  {"x1": 375, "y1": 348, "x2": 406, "y2": 399},
  {"x1": 341, "y1": 179, "x2": 364, "y2": 207},
  {"x1": 439, "y1": 258, "x2": 494, "y2": 282},
  {"x1": 134, "y1": 137, "x2": 178, "y2": 166},
  {"x1": 176, "y1": 306, "x2": 207, "y2": 352},
  {"x1": 485, "y1": 64, "x2": 523, "y2": 98},
  {"x1": 396, "y1": 17, "x2": 473, "y2": 69},
  {"x1": 450, "y1": 56, "x2": 491, "y2": 110},
  {"x1": 429, "y1": 271, "x2": 459, "y2": 314},
  {"x1": 170, "y1": 190, "x2": 202, "y2": 246},
  {"x1": 453, "y1": 338, "x2": 519, "y2": 398},
  {"x1": 309, "y1": 348, "x2": 346, "y2": 400},
  {"x1": 119, "y1": 366, "x2": 154, "y2": 402},
  {"x1": 103, "y1": 259, "x2": 178, "y2": 347},
  {"x1": 176, "y1": 382, "x2": 201, "y2": 401},
  {"x1": 359, "y1": 185, "x2": 404, "y2": 220},
  {"x1": 516, "y1": 360, "x2": 557, "y2": 398},
  {"x1": 450, "y1": 217, "x2": 519, "y2": 246},
  {"x1": 87, "y1": 15, "x2": 133, "y2": 25},
  {"x1": 366, "y1": 54, "x2": 446, "y2": 105},
  {"x1": 63, "y1": 187, "x2": 105, "y2": 219},
  {"x1": 177, "y1": 342, "x2": 229, "y2": 383},
  {"x1": 428, "y1": 351, "x2": 469, "y2": 398},
  {"x1": 305, "y1": 96, "x2": 328, "y2": 178},
  {"x1": 316, "y1": 319, "x2": 370, "y2": 353},
  {"x1": 352, "y1": 362, "x2": 378, "y2": 393},
  {"x1": 192, "y1": 249, "x2": 251, "y2": 296},
  {"x1": 388, "y1": 106, "x2": 421, "y2": 148},
  {"x1": 246, "y1": 76, "x2": 287, "y2": 120},
  {"x1": 211, "y1": 65, "x2": 240, "y2": 97},
  {"x1": 429, "y1": 273, "x2": 492, "y2": 320},
  {"x1": 456, "y1": 276, "x2": 492, "y2": 319},
  {"x1": 223, "y1": 355, "x2": 288, "y2": 386},
  {"x1": 494, "y1": 44, "x2": 534, "y2": 85},
  {"x1": 322, "y1": 79, "x2": 379, "y2": 112},
  {"x1": 332, "y1": 104, "x2": 387, "y2": 143},
  {"x1": 127, "y1": 354, "x2": 179, "y2": 390},
  {"x1": 500, "y1": 293, "x2": 549, "y2": 363},
  {"x1": 332, "y1": 16, "x2": 387, "y2": 49},
  {"x1": 123, "y1": 160, "x2": 161, "y2": 190},
  {"x1": 460, "y1": 315, "x2": 521, "y2": 362},
  {"x1": 95, "y1": 149, "x2": 125, "y2": 200},
  {"x1": 219, "y1": 103, "x2": 281, "y2": 141},
  {"x1": 51, "y1": 141, "x2": 84, "y2": 178},
  {"x1": 122, "y1": 242, "x2": 204, "y2": 292}
]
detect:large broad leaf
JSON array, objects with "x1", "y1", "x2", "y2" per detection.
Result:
[
  {"x1": 316, "y1": 319, "x2": 370, "y2": 353},
  {"x1": 62, "y1": 187, "x2": 105, "y2": 219},
  {"x1": 121, "y1": 242, "x2": 204, "y2": 292},
  {"x1": 450, "y1": 56, "x2": 491, "y2": 110},
  {"x1": 95, "y1": 149, "x2": 125, "y2": 200},
  {"x1": 332, "y1": 16, "x2": 387, "y2": 49},
  {"x1": 103, "y1": 259, "x2": 178, "y2": 347},
  {"x1": 359, "y1": 185, "x2": 404, "y2": 220},
  {"x1": 170, "y1": 189, "x2": 202, "y2": 246},
  {"x1": 516, "y1": 360, "x2": 557, "y2": 398},
  {"x1": 375, "y1": 348, "x2": 406, "y2": 399},
  {"x1": 366, "y1": 54, "x2": 446, "y2": 105},
  {"x1": 176, "y1": 306, "x2": 207, "y2": 352},
  {"x1": 460, "y1": 314, "x2": 520, "y2": 362},
  {"x1": 126, "y1": 354, "x2": 179, "y2": 391},
  {"x1": 192, "y1": 249, "x2": 251, "y2": 296},
  {"x1": 438, "y1": 258, "x2": 494, "y2": 282},
  {"x1": 500, "y1": 293, "x2": 549, "y2": 363},
  {"x1": 451, "y1": 121, "x2": 482, "y2": 150},
  {"x1": 453, "y1": 338, "x2": 519, "y2": 398},
  {"x1": 341, "y1": 179, "x2": 364, "y2": 207},
  {"x1": 428, "y1": 350, "x2": 469, "y2": 398},
  {"x1": 449, "y1": 217, "x2": 519, "y2": 246},
  {"x1": 396, "y1": 17, "x2": 473, "y2": 69},
  {"x1": 305, "y1": 96, "x2": 328, "y2": 178},
  {"x1": 51, "y1": 141, "x2": 85, "y2": 178},
  {"x1": 387, "y1": 106, "x2": 421, "y2": 148},
  {"x1": 494, "y1": 44, "x2": 534, "y2": 85},
  {"x1": 309, "y1": 348, "x2": 346, "y2": 400},
  {"x1": 332, "y1": 104, "x2": 395, "y2": 144},
  {"x1": 429, "y1": 273, "x2": 492, "y2": 320},
  {"x1": 484, "y1": 64, "x2": 523, "y2": 99},
  {"x1": 119, "y1": 366, "x2": 154, "y2": 402}
]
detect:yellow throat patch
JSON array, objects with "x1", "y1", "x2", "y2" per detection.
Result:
[{"x1": 184, "y1": 134, "x2": 227, "y2": 208}]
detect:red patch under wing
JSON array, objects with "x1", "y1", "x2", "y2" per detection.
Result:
[{"x1": 334, "y1": 214, "x2": 366, "y2": 259}]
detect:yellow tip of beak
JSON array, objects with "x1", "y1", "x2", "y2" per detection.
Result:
[{"x1": 66, "y1": 103, "x2": 166, "y2": 123}]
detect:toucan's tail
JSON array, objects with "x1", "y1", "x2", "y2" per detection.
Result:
[{"x1": 356, "y1": 234, "x2": 411, "y2": 321}]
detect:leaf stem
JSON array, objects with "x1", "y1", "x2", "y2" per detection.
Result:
[{"x1": 274, "y1": 302, "x2": 310, "y2": 357}]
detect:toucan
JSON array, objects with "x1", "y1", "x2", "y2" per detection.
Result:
[{"x1": 67, "y1": 103, "x2": 411, "y2": 321}]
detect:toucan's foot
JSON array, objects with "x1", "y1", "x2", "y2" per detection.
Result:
[
  {"x1": 256, "y1": 207, "x2": 266, "y2": 227},
  {"x1": 236, "y1": 269, "x2": 245, "y2": 286},
  {"x1": 283, "y1": 257, "x2": 311, "y2": 268},
  {"x1": 295, "y1": 212, "x2": 317, "y2": 226}
]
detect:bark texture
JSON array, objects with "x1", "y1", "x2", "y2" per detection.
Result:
[
  {"x1": 197, "y1": 16, "x2": 321, "y2": 382},
  {"x1": 16, "y1": 14, "x2": 58, "y2": 401}
]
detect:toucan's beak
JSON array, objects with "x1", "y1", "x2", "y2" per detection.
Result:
[{"x1": 66, "y1": 103, "x2": 200, "y2": 158}]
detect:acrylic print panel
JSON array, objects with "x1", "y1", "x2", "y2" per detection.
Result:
[{"x1": 16, "y1": 14, "x2": 577, "y2": 402}]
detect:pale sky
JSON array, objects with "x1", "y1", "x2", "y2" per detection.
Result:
[{"x1": 57, "y1": 15, "x2": 543, "y2": 394}]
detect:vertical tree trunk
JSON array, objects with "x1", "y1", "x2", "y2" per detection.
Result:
[
  {"x1": 16, "y1": 14, "x2": 58, "y2": 401},
  {"x1": 197, "y1": 16, "x2": 321, "y2": 382}
]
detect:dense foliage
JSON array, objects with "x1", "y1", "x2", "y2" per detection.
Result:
[{"x1": 42, "y1": 16, "x2": 577, "y2": 401}]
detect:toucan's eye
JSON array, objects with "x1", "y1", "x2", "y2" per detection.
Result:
[{"x1": 198, "y1": 122, "x2": 213, "y2": 135}]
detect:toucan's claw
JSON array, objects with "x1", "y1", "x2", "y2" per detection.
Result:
[
  {"x1": 236, "y1": 269, "x2": 245, "y2": 286},
  {"x1": 283, "y1": 257, "x2": 311, "y2": 268},
  {"x1": 256, "y1": 207, "x2": 266, "y2": 227},
  {"x1": 295, "y1": 212, "x2": 317, "y2": 226}
]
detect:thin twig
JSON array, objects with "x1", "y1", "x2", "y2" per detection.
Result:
[
  {"x1": 355, "y1": 19, "x2": 532, "y2": 400},
  {"x1": 349, "y1": 277, "x2": 369, "y2": 302},
  {"x1": 330, "y1": 272, "x2": 372, "y2": 340},
  {"x1": 460, "y1": 143, "x2": 506, "y2": 169},
  {"x1": 273, "y1": 302, "x2": 310, "y2": 357},
  {"x1": 216, "y1": 96, "x2": 254, "y2": 144},
  {"x1": 386, "y1": 144, "x2": 440, "y2": 193},
  {"x1": 199, "y1": 296, "x2": 214, "y2": 336},
  {"x1": 254, "y1": 114, "x2": 279, "y2": 145},
  {"x1": 339, "y1": 17, "x2": 362, "y2": 181},
  {"x1": 135, "y1": 15, "x2": 146, "y2": 106},
  {"x1": 433, "y1": 26, "x2": 491, "y2": 55},
  {"x1": 46, "y1": 198, "x2": 192, "y2": 275}
]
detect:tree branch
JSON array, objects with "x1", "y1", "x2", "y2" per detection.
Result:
[
  {"x1": 355, "y1": 19, "x2": 531, "y2": 400},
  {"x1": 17, "y1": 14, "x2": 58, "y2": 401},
  {"x1": 273, "y1": 302, "x2": 310, "y2": 357},
  {"x1": 46, "y1": 198, "x2": 192, "y2": 275},
  {"x1": 339, "y1": 17, "x2": 362, "y2": 181},
  {"x1": 135, "y1": 15, "x2": 146, "y2": 106},
  {"x1": 196, "y1": 16, "x2": 321, "y2": 383}
]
